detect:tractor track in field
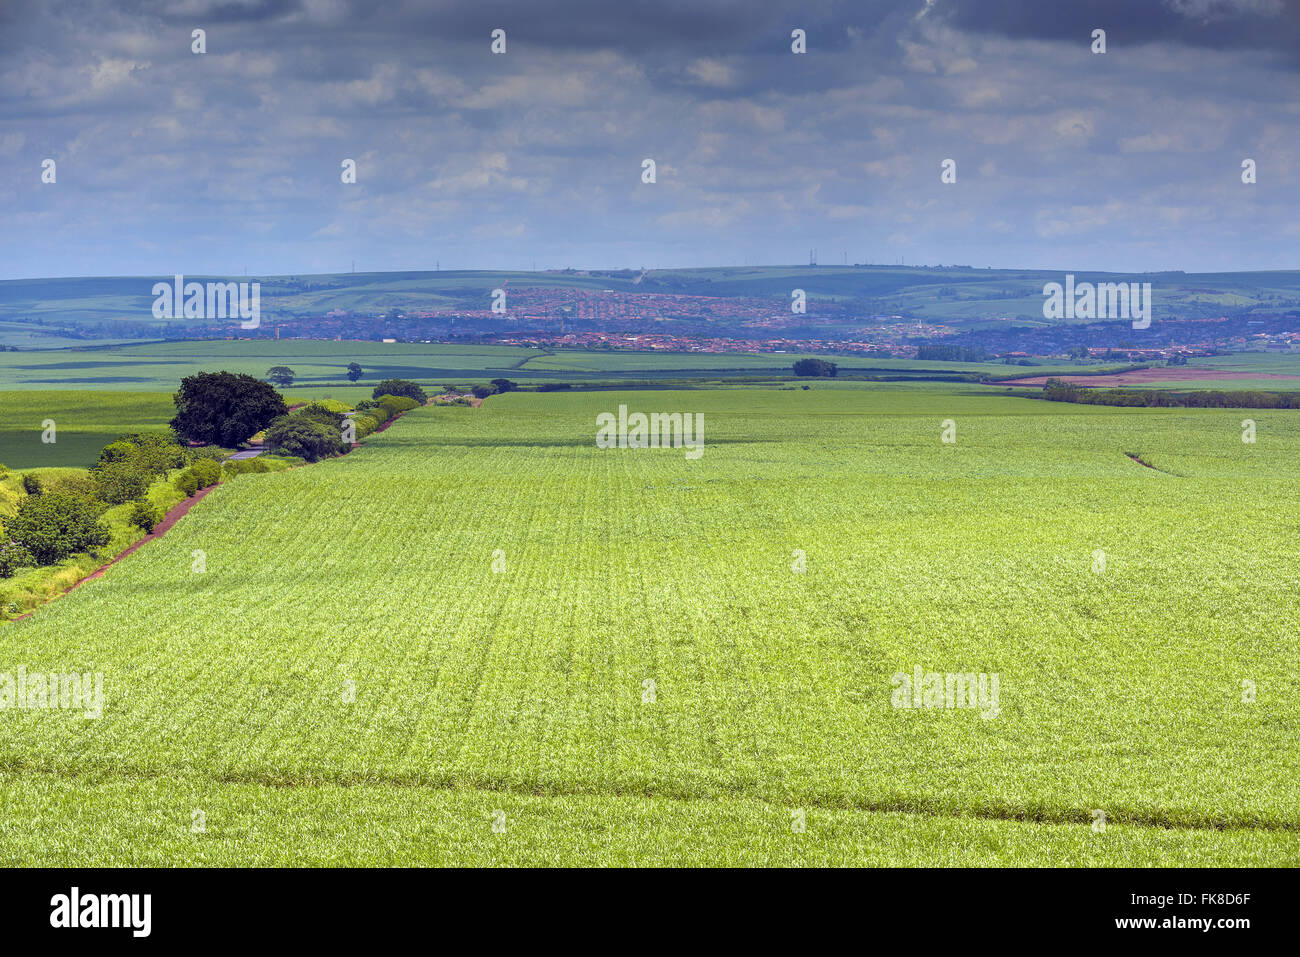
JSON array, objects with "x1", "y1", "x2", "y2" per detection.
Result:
[
  {"x1": 2, "y1": 759, "x2": 1294, "y2": 834},
  {"x1": 1125, "y1": 452, "x2": 1177, "y2": 475}
]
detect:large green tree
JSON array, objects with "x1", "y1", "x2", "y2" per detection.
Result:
[
  {"x1": 171, "y1": 371, "x2": 288, "y2": 447},
  {"x1": 267, "y1": 366, "x2": 296, "y2": 388},
  {"x1": 792, "y1": 358, "x2": 838, "y2": 377}
]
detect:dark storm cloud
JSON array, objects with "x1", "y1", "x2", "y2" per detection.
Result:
[
  {"x1": 145, "y1": 0, "x2": 902, "y2": 53},
  {"x1": 933, "y1": 0, "x2": 1300, "y2": 55}
]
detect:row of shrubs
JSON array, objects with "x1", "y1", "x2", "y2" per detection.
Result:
[
  {"x1": 261, "y1": 395, "x2": 421, "y2": 462},
  {"x1": 1040, "y1": 378, "x2": 1300, "y2": 409},
  {"x1": 356, "y1": 394, "x2": 421, "y2": 426},
  {"x1": 172, "y1": 457, "x2": 222, "y2": 497},
  {"x1": 170, "y1": 453, "x2": 280, "y2": 500}
]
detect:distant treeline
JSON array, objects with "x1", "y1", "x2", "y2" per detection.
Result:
[
  {"x1": 997, "y1": 364, "x2": 1149, "y2": 382},
  {"x1": 915, "y1": 344, "x2": 989, "y2": 362},
  {"x1": 1039, "y1": 378, "x2": 1300, "y2": 409}
]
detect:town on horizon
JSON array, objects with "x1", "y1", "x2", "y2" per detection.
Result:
[{"x1": 3, "y1": 263, "x2": 1298, "y2": 365}]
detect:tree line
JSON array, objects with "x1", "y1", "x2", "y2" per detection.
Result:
[{"x1": 1039, "y1": 377, "x2": 1300, "y2": 409}]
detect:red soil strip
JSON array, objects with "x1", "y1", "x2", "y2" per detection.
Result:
[
  {"x1": 349, "y1": 409, "x2": 407, "y2": 449},
  {"x1": 1002, "y1": 368, "x2": 1300, "y2": 388},
  {"x1": 10, "y1": 484, "x2": 217, "y2": 621},
  {"x1": 372, "y1": 412, "x2": 404, "y2": 434}
]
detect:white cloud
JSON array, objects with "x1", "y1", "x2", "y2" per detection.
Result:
[
  {"x1": 85, "y1": 58, "x2": 148, "y2": 92},
  {"x1": 685, "y1": 58, "x2": 735, "y2": 88}
]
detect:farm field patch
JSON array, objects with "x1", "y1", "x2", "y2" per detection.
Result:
[
  {"x1": 0, "y1": 342, "x2": 533, "y2": 393},
  {"x1": 0, "y1": 387, "x2": 1296, "y2": 864},
  {"x1": 0, "y1": 390, "x2": 176, "y2": 468},
  {"x1": 1000, "y1": 368, "x2": 1300, "y2": 390},
  {"x1": 0, "y1": 340, "x2": 1123, "y2": 394},
  {"x1": 0, "y1": 772, "x2": 1291, "y2": 867}
]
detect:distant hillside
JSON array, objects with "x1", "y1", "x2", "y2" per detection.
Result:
[{"x1": 2, "y1": 265, "x2": 1299, "y2": 343}]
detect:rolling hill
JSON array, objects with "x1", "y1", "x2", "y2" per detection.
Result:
[{"x1": 3, "y1": 265, "x2": 1300, "y2": 343}]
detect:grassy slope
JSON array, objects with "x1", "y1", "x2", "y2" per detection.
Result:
[
  {"x1": 0, "y1": 467, "x2": 187, "y2": 619},
  {"x1": 0, "y1": 387, "x2": 1295, "y2": 864},
  {"x1": 0, "y1": 321, "x2": 139, "y2": 349},
  {"x1": 5, "y1": 266, "x2": 1300, "y2": 326}
]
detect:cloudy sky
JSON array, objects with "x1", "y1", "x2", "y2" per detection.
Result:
[{"x1": 2, "y1": 0, "x2": 1298, "y2": 279}]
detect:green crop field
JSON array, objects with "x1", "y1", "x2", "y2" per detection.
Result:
[
  {"x1": 1192, "y1": 352, "x2": 1300, "y2": 376},
  {"x1": 0, "y1": 339, "x2": 1126, "y2": 400},
  {"x1": 1108, "y1": 377, "x2": 1300, "y2": 392},
  {"x1": 0, "y1": 383, "x2": 1295, "y2": 865},
  {"x1": 0, "y1": 391, "x2": 177, "y2": 469},
  {"x1": 0, "y1": 341, "x2": 537, "y2": 392}
]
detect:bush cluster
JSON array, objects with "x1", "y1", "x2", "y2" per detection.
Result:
[
  {"x1": 2, "y1": 431, "x2": 201, "y2": 577},
  {"x1": 376, "y1": 394, "x2": 419, "y2": 417},
  {"x1": 0, "y1": 539, "x2": 34, "y2": 579},
  {"x1": 92, "y1": 432, "x2": 188, "y2": 505},
  {"x1": 309, "y1": 398, "x2": 352, "y2": 413},
  {"x1": 2, "y1": 374, "x2": 421, "y2": 581},
  {"x1": 2, "y1": 493, "x2": 110, "y2": 566},
  {"x1": 349, "y1": 413, "x2": 381, "y2": 440},
  {"x1": 371, "y1": 379, "x2": 427, "y2": 404},
  {"x1": 223, "y1": 457, "x2": 271, "y2": 477},
  {"x1": 190, "y1": 458, "x2": 222, "y2": 488},
  {"x1": 129, "y1": 501, "x2": 163, "y2": 533},
  {"x1": 336, "y1": 395, "x2": 420, "y2": 443}
]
